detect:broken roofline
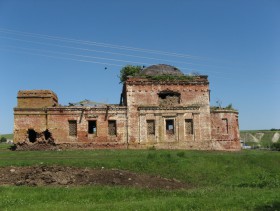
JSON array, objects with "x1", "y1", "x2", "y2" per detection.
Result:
[
  {"x1": 125, "y1": 75, "x2": 209, "y2": 85},
  {"x1": 210, "y1": 108, "x2": 239, "y2": 114},
  {"x1": 17, "y1": 90, "x2": 58, "y2": 100},
  {"x1": 14, "y1": 105, "x2": 128, "y2": 112}
]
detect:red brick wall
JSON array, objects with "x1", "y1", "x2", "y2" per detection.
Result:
[
  {"x1": 47, "y1": 107, "x2": 127, "y2": 144},
  {"x1": 17, "y1": 90, "x2": 58, "y2": 108},
  {"x1": 14, "y1": 84, "x2": 241, "y2": 150},
  {"x1": 124, "y1": 77, "x2": 212, "y2": 148},
  {"x1": 14, "y1": 106, "x2": 127, "y2": 146},
  {"x1": 210, "y1": 110, "x2": 241, "y2": 150},
  {"x1": 14, "y1": 109, "x2": 47, "y2": 142}
]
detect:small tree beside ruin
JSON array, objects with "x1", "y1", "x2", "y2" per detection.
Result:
[
  {"x1": 0, "y1": 137, "x2": 7, "y2": 143},
  {"x1": 119, "y1": 65, "x2": 142, "y2": 83}
]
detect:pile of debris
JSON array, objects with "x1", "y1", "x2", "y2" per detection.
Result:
[
  {"x1": 14, "y1": 138, "x2": 58, "y2": 151},
  {"x1": 0, "y1": 165, "x2": 189, "y2": 189}
]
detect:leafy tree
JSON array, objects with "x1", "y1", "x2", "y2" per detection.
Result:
[
  {"x1": 0, "y1": 137, "x2": 7, "y2": 143},
  {"x1": 119, "y1": 65, "x2": 142, "y2": 83}
]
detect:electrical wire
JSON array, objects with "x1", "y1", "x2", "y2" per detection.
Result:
[
  {"x1": 0, "y1": 28, "x2": 237, "y2": 76},
  {"x1": 0, "y1": 35, "x2": 217, "y2": 67},
  {"x1": 0, "y1": 28, "x2": 204, "y2": 59}
]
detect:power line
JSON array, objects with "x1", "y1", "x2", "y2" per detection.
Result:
[
  {"x1": 0, "y1": 43, "x2": 238, "y2": 76},
  {"x1": 0, "y1": 36, "x2": 235, "y2": 75},
  {"x1": 0, "y1": 47, "x2": 242, "y2": 80},
  {"x1": 0, "y1": 28, "x2": 237, "y2": 76},
  {"x1": 7, "y1": 44, "x2": 271, "y2": 82},
  {"x1": 1, "y1": 45, "x2": 153, "y2": 66},
  {"x1": 1, "y1": 45, "x2": 204, "y2": 72},
  {"x1": 0, "y1": 48, "x2": 124, "y2": 67},
  {"x1": 1, "y1": 46, "x2": 240, "y2": 78},
  {"x1": 0, "y1": 28, "x2": 204, "y2": 59},
  {"x1": 0, "y1": 36, "x2": 218, "y2": 68}
]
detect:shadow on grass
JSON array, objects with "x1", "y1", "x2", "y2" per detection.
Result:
[
  {"x1": 254, "y1": 201, "x2": 280, "y2": 211},
  {"x1": 9, "y1": 144, "x2": 17, "y2": 151}
]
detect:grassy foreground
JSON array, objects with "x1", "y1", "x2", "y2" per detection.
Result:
[{"x1": 0, "y1": 144, "x2": 280, "y2": 210}]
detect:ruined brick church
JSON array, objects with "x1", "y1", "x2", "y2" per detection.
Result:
[{"x1": 14, "y1": 64, "x2": 241, "y2": 150}]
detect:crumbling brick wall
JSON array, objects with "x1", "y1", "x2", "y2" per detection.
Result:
[
  {"x1": 14, "y1": 91, "x2": 127, "y2": 147},
  {"x1": 123, "y1": 76, "x2": 213, "y2": 149},
  {"x1": 14, "y1": 109, "x2": 48, "y2": 143},
  {"x1": 17, "y1": 90, "x2": 58, "y2": 108},
  {"x1": 210, "y1": 109, "x2": 241, "y2": 150},
  {"x1": 46, "y1": 106, "x2": 127, "y2": 145},
  {"x1": 13, "y1": 74, "x2": 240, "y2": 151}
]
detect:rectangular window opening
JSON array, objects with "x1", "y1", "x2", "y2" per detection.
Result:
[
  {"x1": 108, "y1": 120, "x2": 117, "y2": 136},
  {"x1": 69, "y1": 120, "x2": 77, "y2": 136},
  {"x1": 166, "y1": 119, "x2": 174, "y2": 135},
  {"x1": 222, "y1": 118, "x2": 229, "y2": 134},
  {"x1": 88, "y1": 120, "x2": 97, "y2": 134},
  {"x1": 185, "y1": 119, "x2": 194, "y2": 135},
  {"x1": 147, "y1": 120, "x2": 155, "y2": 135}
]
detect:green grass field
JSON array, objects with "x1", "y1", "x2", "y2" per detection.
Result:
[{"x1": 0, "y1": 144, "x2": 279, "y2": 210}]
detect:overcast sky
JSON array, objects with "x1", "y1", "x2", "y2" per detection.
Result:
[{"x1": 0, "y1": 0, "x2": 279, "y2": 134}]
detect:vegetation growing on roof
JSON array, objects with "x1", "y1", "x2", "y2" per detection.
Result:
[
  {"x1": 144, "y1": 74, "x2": 196, "y2": 81},
  {"x1": 211, "y1": 103, "x2": 237, "y2": 111},
  {"x1": 119, "y1": 65, "x2": 142, "y2": 83},
  {"x1": 119, "y1": 65, "x2": 198, "y2": 83},
  {"x1": 225, "y1": 103, "x2": 237, "y2": 111}
]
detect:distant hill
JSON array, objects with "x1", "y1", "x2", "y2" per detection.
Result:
[
  {"x1": 0, "y1": 134, "x2": 14, "y2": 140},
  {"x1": 240, "y1": 130, "x2": 280, "y2": 148}
]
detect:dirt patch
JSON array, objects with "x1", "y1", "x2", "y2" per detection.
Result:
[
  {"x1": 13, "y1": 141, "x2": 127, "y2": 151},
  {"x1": 0, "y1": 166, "x2": 188, "y2": 190}
]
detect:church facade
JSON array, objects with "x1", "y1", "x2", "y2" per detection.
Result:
[{"x1": 14, "y1": 64, "x2": 240, "y2": 150}]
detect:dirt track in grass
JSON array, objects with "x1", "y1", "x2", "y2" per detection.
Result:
[{"x1": 0, "y1": 166, "x2": 189, "y2": 190}]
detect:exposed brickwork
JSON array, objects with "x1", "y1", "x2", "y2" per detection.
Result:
[
  {"x1": 210, "y1": 109, "x2": 240, "y2": 150},
  {"x1": 17, "y1": 90, "x2": 58, "y2": 108},
  {"x1": 14, "y1": 65, "x2": 240, "y2": 150},
  {"x1": 124, "y1": 76, "x2": 212, "y2": 149},
  {"x1": 14, "y1": 105, "x2": 127, "y2": 147}
]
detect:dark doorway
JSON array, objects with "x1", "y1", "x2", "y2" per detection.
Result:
[
  {"x1": 28, "y1": 129, "x2": 37, "y2": 143},
  {"x1": 44, "y1": 129, "x2": 51, "y2": 140}
]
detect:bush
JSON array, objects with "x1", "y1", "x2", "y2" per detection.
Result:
[
  {"x1": 0, "y1": 137, "x2": 7, "y2": 143},
  {"x1": 119, "y1": 65, "x2": 142, "y2": 83},
  {"x1": 271, "y1": 142, "x2": 280, "y2": 151}
]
